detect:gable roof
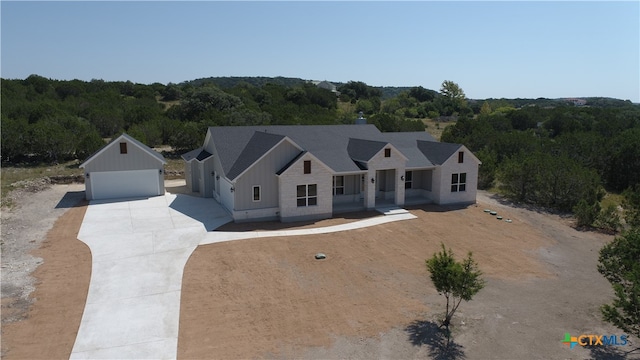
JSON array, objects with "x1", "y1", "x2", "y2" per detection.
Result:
[
  {"x1": 204, "y1": 125, "x2": 468, "y2": 178},
  {"x1": 347, "y1": 138, "x2": 388, "y2": 162},
  {"x1": 276, "y1": 150, "x2": 333, "y2": 176},
  {"x1": 226, "y1": 131, "x2": 288, "y2": 180},
  {"x1": 381, "y1": 131, "x2": 438, "y2": 168},
  {"x1": 208, "y1": 125, "x2": 388, "y2": 175},
  {"x1": 417, "y1": 140, "x2": 463, "y2": 165},
  {"x1": 181, "y1": 147, "x2": 213, "y2": 162},
  {"x1": 80, "y1": 133, "x2": 166, "y2": 168}
]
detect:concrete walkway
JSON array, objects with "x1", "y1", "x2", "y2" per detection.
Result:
[{"x1": 70, "y1": 193, "x2": 416, "y2": 359}]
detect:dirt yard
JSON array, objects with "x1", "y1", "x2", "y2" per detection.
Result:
[
  {"x1": 1, "y1": 184, "x2": 637, "y2": 359},
  {"x1": 178, "y1": 194, "x2": 635, "y2": 359}
]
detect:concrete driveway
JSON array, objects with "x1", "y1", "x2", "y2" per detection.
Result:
[
  {"x1": 70, "y1": 193, "x2": 232, "y2": 359},
  {"x1": 71, "y1": 194, "x2": 415, "y2": 359}
]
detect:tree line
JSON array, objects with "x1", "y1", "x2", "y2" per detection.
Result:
[
  {"x1": 440, "y1": 100, "x2": 640, "y2": 231},
  {"x1": 1, "y1": 75, "x2": 428, "y2": 163}
]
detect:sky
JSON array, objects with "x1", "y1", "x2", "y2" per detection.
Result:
[{"x1": 1, "y1": 1, "x2": 639, "y2": 101}]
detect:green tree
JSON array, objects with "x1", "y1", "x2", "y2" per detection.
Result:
[
  {"x1": 623, "y1": 184, "x2": 640, "y2": 227},
  {"x1": 439, "y1": 80, "x2": 467, "y2": 115},
  {"x1": 426, "y1": 244, "x2": 485, "y2": 329},
  {"x1": 574, "y1": 199, "x2": 601, "y2": 228},
  {"x1": 598, "y1": 229, "x2": 640, "y2": 339},
  {"x1": 595, "y1": 205, "x2": 622, "y2": 234}
]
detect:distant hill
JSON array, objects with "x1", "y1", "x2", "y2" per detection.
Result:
[
  {"x1": 184, "y1": 76, "x2": 307, "y2": 89},
  {"x1": 183, "y1": 76, "x2": 418, "y2": 100}
]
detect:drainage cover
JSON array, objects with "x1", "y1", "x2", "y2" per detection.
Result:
[{"x1": 315, "y1": 253, "x2": 326, "y2": 260}]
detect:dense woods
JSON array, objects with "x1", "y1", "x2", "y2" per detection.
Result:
[
  {"x1": 2, "y1": 74, "x2": 640, "y2": 228},
  {"x1": 440, "y1": 100, "x2": 640, "y2": 230}
]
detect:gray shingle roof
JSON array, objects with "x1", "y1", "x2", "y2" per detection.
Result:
[
  {"x1": 209, "y1": 125, "x2": 387, "y2": 175},
  {"x1": 226, "y1": 131, "x2": 286, "y2": 180},
  {"x1": 380, "y1": 132, "x2": 437, "y2": 168},
  {"x1": 205, "y1": 125, "x2": 461, "y2": 179},
  {"x1": 181, "y1": 147, "x2": 212, "y2": 162},
  {"x1": 417, "y1": 140, "x2": 462, "y2": 165},
  {"x1": 347, "y1": 138, "x2": 387, "y2": 162}
]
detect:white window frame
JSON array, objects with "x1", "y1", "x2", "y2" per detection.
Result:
[
  {"x1": 451, "y1": 173, "x2": 467, "y2": 192},
  {"x1": 252, "y1": 185, "x2": 261, "y2": 202},
  {"x1": 297, "y1": 184, "x2": 318, "y2": 207},
  {"x1": 333, "y1": 176, "x2": 344, "y2": 196}
]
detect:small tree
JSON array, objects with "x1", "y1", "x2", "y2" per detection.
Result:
[
  {"x1": 598, "y1": 229, "x2": 640, "y2": 339},
  {"x1": 595, "y1": 204, "x2": 621, "y2": 234},
  {"x1": 426, "y1": 244, "x2": 485, "y2": 329}
]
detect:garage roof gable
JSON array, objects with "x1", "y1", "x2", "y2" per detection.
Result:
[{"x1": 80, "y1": 133, "x2": 167, "y2": 169}]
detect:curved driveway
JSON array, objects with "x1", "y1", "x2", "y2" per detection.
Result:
[{"x1": 70, "y1": 193, "x2": 415, "y2": 359}]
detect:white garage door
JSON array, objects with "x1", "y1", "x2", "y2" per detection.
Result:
[{"x1": 90, "y1": 169, "x2": 161, "y2": 200}]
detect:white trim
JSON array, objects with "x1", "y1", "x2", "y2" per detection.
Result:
[
  {"x1": 333, "y1": 175, "x2": 345, "y2": 196},
  {"x1": 229, "y1": 136, "x2": 304, "y2": 181},
  {"x1": 296, "y1": 183, "x2": 318, "y2": 207},
  {"x1": 372, "y1": 143, "x2": 409, "y2": 162},
  {"x1": 440, "y1": 145, "x2": 482, "y2": 166},
  {"x1": 80, "y1": 133, "x2": 166, "y2": 168},
  {"x1": 252, "y1": 185, "x2": 261, "y2": 202},
  {"x1": 276, "y1": 151, "x2": 334, "y2": 177}
]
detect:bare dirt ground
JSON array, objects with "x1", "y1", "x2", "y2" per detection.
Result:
[
  {"x1": 1, "y1": 183, "x2": 90, "y2": 359},
  {"x1": 178, "y1": 193, "x2": 637, "y2": 359},
  {"x1": 2, "y1": 183, "x2": 637, "y2": 359}
]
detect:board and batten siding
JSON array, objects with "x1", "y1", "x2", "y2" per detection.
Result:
[
  {"x1": 234, "y1": 140, "x2": 301, "y2": 210},
  {"x1": 83, "y1": 139, "x2": 163, "y2": 173}
]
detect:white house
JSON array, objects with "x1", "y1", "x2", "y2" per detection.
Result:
[{"x1": 183, "y1": 124, "x2": 480, "y2": 222}]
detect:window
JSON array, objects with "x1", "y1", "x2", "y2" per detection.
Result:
[
  {"x1": 333, "y1": 176, "x2": 344, "y2": 195},
  {"x1": 404, "y1": 171, "x2": 413, "y2": 189},
  {"x1": 458, "y1": 151, "x2": 464, "y2": 163},
  {"x1": 303, "y1": 160, "x2": 311, "y2": 174},
  {"x1": 451, "y1": 173, "x2": 467, "y2": 192},
  {"x1": 119, "y1": 142, "x2": 127, "y2": 154},
  {"x1": 252, "y1": 186, "x2": 261, "y2": 202},
  {"x1": 297, "y1": 184, "x2": 317, "y2": 207},
  {"x1": 384, "y1": 148, "x2": 391, "y2": 157}
]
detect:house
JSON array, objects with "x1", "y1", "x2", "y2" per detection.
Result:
[
  {"x1": 311, "y1": 80, "x2": 340, "y2": 96},
  {"x1": 80, "y1": 133, "x2": 167, "y2": 200},
  {"x1": 183, "y1": 124, "x2": 480, "y2": 222}
]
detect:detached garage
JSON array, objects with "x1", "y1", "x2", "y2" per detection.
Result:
[{"x1": 80, "y1": 133, "x2": 167, "y2": 201}]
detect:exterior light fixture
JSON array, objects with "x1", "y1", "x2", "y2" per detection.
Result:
[
  {"x1": 230, "y1": 187, "x2": 235, "y2": 193},
  {"x1": 371, "y1": 177, "x2": 375, "y2": 184},
  {"x1": 400, "y1": 175, "x2": 405, "y2": 181},
  {"x1": 159, "y1": 169, "x2": 163, "y2": 174}
]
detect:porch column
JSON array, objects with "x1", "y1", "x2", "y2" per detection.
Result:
[
  {"x1": 364, "y1": 169, "x2": 376, "y2": 209},
  {"x1": 395, "y1": 167, "x2": 405, "y2": 206}
]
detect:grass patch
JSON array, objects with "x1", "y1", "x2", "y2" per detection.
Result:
[
  {"x1": 1, "y1": 160, "x2": 84, "y2": 207},
  {"x1": 421, "y1": 118, "x2": 455, "y2": 141},
  {"x1": 601, "y1": 192, "x2": 624, "y2": 210}
]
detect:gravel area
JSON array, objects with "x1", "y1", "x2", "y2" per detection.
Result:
[{"x1": 1, "y1": 183, "x2": 85, "y2": 325}]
